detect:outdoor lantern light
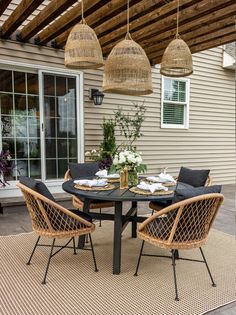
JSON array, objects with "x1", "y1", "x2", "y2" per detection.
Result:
[
  {"x1": 65, "y1": 0, "x2": 104, "y2": 69},
  {"x1": 102, "y1": 0, "x2": 153, "y2": 95},
  {"x1": 89, "y1": 88, "x2": 104, "y2": 105},
  {"x1": 160, "y1": 0, "x2": 193, "y2": 77}
]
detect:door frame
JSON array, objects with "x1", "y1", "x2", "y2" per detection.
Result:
[{"x1": 0, "y1": 59, "x2": 84, "y2": 190}]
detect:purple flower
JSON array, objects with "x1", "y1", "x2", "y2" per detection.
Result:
[{"x1": 0, "y1": 150, "x2": 13, "y2": 187}]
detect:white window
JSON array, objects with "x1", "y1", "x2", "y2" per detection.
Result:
[{"x1": 161, "y1": 76, "x2": 190, "y2": 129}]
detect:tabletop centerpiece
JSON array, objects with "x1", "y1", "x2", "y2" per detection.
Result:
[{"x1": 111, "y1": 149, "x2": 146, "y2": 186}]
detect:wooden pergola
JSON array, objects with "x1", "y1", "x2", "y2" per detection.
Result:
[{"x1": 0, "y1": 0, "x2": 235, "y2": 65}]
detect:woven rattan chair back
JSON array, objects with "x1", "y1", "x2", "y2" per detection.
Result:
[
  {"x1": 139, "y1": 193, "x2": 224, "y2": 250},
  {"x1": 17, "y1": 183, "x2": 93, "y2": 238}
]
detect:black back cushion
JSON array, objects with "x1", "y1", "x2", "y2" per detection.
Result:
[
  {"x1": 19, "y1": 176, "x2": 55, "y2": 202},
  {"x1": 69, "y1": 162, "x2": 99, "y2": 179},
  {"x1": 178, "y1": 167, "x2": 210, "y2": 187}
]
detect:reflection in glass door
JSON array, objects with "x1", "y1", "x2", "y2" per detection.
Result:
[
  {"x1": 0, "y1": 69, "x2": 40, "y2": 180},
  {"x1": 41, "y1": 72, "x2": 78, "y2": 180}
]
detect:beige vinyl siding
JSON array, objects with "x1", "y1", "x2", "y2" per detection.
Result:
[{"x1": 0, "y1": 40, "x2": 235, "y2": 185}]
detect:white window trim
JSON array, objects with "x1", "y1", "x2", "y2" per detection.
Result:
[
  {"x1": 0, "y1": 59, "x2": 84, "y2": 190},
  {"x1": 161, "y1": 76, "x2": 190, "y2": 129}
]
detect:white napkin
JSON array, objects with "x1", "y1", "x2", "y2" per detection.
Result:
[
  {"x1": 95, "y1": 169, "x2": 107, "y2": 177},
  {"x1": 95, "y1": 170, "x2": 120, "y2": 179},
  {"x1": 146, "y1": 176, "x2": 160, "y2": 182},
  {"x1": 74, "y1": 179, "x2": 108, "y2": 187},
  {"x1": 137, "y1": 181, "x2": 168, "y2": 193},
  {"x1": 158, "y1": 173, "x2": 176, "y2": 183}
]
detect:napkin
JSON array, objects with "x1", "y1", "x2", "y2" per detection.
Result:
[
  {"x1": 95, "y1": 169, "x2": 108, "y2": 177},
  {"x1": 74, "y1": 179, "x2": 108, "y2": 187},
  {"x1": 137, "y1": 181, "x2": 168, "y2": 193},
  {"x1": 146, "y1": 174, "x2": 176, "y2": 183},
  {"x1": 95, "y1": 170, "x2": 120, "y2": 179},
  {"x1": 158, "y1": 173, "x2": 176, "y2": 183}
]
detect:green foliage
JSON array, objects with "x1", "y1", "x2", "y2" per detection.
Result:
[
  {"x1": 114, "y1": 101, "x2": 146, "y2": 150},
  {"x1": 100, "y1": 118, "x2": 116, "y2": 159}
]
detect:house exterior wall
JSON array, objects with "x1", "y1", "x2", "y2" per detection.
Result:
[{"x1": 0, "y1": 40, "x2": 235, "y2": 197}]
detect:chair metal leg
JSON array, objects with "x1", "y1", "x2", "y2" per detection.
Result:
[
  {"x1": 199, "y1": 247, "x2": 216, "y2": 287},
  {"x1": 42, "y1": 238, "x2": 56, "y2": 285},
  {"x1": 99, "y1": 208, "x2": 102, "y2": 227},
  {"x1": 72, "y1": 237, "x2": 77, "y2": 255},
  {"x1": 89, "y1": 234, "x2": 98, "y2": 272},
  {"x1": 171, "y1": 250, "x2": 179, "y2": 301},
  {"x1": 134, "y1": 240, "x2": 145, "y2": 276},
  {"x1": 173, "y1": 249, "x2": 180, "y2": 259},
  {"x1": 27, "y1": 236, "x2": 41, "y2": 265}
]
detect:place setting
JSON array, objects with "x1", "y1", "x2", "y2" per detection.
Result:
[
  {"x1": 129, "y1": 172, "x2": 176, "y2": 195},
  {"x1": 74, "y1": 178, "x2": 115, "y2": 191},
  {"x1": 95, "y1": 169, "x2": 120, "y2": 183}
]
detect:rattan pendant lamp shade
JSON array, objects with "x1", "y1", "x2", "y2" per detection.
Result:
[
  {"x1": 160, "y1": 0, "x2": 193, "y2": 77},
  {"x1": 102, "y1": 1, "x2": 153, "y2": 95},
  {"x1": 65, "y1": 0, "x2": 104, "y2": 69}
]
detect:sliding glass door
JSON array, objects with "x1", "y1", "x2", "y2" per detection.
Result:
[{"x1": 0, "y1": 67, "x2": 81, "y2": 181}]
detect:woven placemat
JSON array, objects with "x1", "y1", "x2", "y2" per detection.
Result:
[
  {"x1": 130, "y1": 187, "x2": 173, "y2": 196},
  {"x1": 162, "y1": 182, "x2": 175, "y2": 187},
  {"x1": 74, "y1": 183, "x2": 115, "y2": 191},
  {"x1": 144, "y1": 180, "x2": 175, "y2": 187},
  {"x1": 107, "y1": 178, "x2": 120, "y2": 183}
]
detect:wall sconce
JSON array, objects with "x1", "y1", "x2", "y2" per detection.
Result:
[{"x1": 89, "y1": 88, "x2": 104, "y2": 105}]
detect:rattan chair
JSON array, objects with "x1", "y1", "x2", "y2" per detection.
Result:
[
  {"x1": 134, "y1": 193, "x2": 224, "y2": 301},
  {"x1": 17, "y1": 182, "x2": 98, "y2": 284},
  {"x1": 64, "y1": 168, "x2": 115, "y2": 227}
]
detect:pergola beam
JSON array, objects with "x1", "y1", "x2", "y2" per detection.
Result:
[
  {"x1": 54, "y1": 0, "x2": 129, "y2": 47},
  {"x1": 151, "y1": 32, "x2": 236, "y2": 65},
  {"x1": 102, "y1": 0, "x2": 234, "y2": 56},
  {"x1": 20, "y1": 0, "x2": 77, "y2": 41},
  {"x1": 55, "y1": 0, "x2": 191, "y2": 48},
  {"x1": 146, "y1": 13, "x2": 235, "y2": 60},
  {"x1": 38, "y1": 0, "x2": 102, "y2": 45},
  {"x1": 147, "y1": 24, "x2": 236, "y2": 60},
  {"x1": 1, "y1": 0, "x2": 44, "y2": 38},
  {"x1": 0, "y1": 0, "x2": 11, "y2": 17},
  {"x1": 142, "y1": 3, "x2": 236, "y2": 52}
]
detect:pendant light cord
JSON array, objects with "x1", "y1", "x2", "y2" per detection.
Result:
[
  {"x1": 80, "y1": 0, "x2": 86, "y2": 24},
  {"x1": 176, "y1": 0, "x2": 180, "y2": 38},
  {"x1": 125, "y1": 0, "x2": 132, "y2": 40}
]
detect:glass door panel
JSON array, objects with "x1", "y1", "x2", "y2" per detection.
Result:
[
  {"x1": 41, "y1": 72, "x2": 78, "y2": 180},
  {"x1": 0, "y1": 69, "x2": 40, "y2": 180}
]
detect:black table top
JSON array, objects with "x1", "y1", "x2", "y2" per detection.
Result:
[{"x1": 62, "y1": 179, "x2": 175, "y2": 202}]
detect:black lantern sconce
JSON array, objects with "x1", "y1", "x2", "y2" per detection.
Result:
[{"x1": 89, "y1": 88, "x2": 104, "y2": 105}]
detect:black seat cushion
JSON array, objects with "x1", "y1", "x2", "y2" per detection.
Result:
[
  {"x1": 177, "y1": 167, "x2": 210, "y2": 187},
  {"x1": 173, "y1": 182, "x2": 222, "y2": 203},
  {"x1": 69, "y1": 162, "x2": 99, "y2": 179},
  {"x1": 19, "y1": 176, "x2": 37, "y2": 190},
  {"x1": 149, "y1": 184, "x2": 221, "y2": 240}
]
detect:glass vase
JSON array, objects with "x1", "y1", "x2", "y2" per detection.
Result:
[{"x1": 128, "y1": 170, "x2": 139, "y2": 186}]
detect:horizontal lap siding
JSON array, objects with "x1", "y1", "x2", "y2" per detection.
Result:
[{"x1": 0, "y1": 41, "x2": 235, "y2": 184}]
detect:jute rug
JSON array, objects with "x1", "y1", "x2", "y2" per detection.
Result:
[{"x1": 0, "y1": 222, "x2": 235, "y2": 315}]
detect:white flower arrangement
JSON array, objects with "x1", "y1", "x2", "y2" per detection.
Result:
[{"x1": 112, "y1": 150, "x2": 146, "y2": 173}]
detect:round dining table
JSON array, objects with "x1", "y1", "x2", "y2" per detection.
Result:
[{"x1": 63, "y1": 179, "x2": 175, "y2": 275}]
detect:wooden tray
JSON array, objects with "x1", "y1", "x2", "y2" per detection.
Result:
[{"x1": 130, "y1": 186, "x2": 173, "y2": 196}]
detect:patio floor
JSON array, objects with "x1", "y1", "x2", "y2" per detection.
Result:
[{"x1": 0, "y1": 184, "x2": 235, "y2": 315}]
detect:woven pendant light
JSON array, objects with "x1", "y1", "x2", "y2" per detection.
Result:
[
  {"x1": 102, "y1": 1, "x2": 153, "y2": 95},
  {"x1": 160, "y1": 0, "x2": 193, "y2": 77},
  {"x1": 65, "y1": 0, "x2": 104, "y2": 69}
]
